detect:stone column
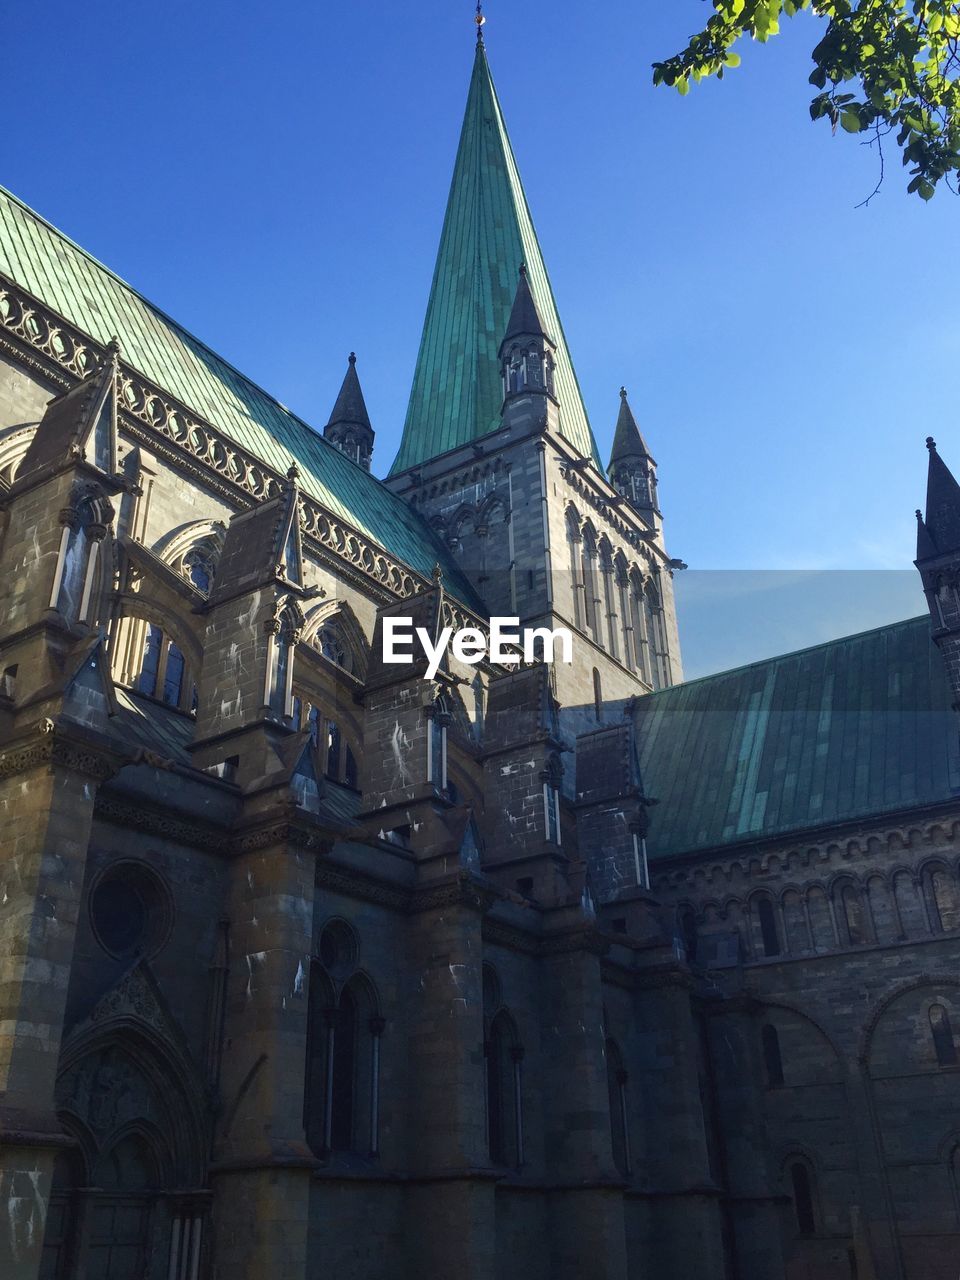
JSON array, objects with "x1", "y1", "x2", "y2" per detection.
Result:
[
  {"x1": 208, "y1": 819, "x2": 319, "y2": 1280},
  {"x1": 540, "y1": 932, "x2": 628, "y2": 1280},
  {"x1": 0, "y1": 724, "x2": 117, "y2": 1280},
  {"x1": 631, "y1": 972, "x2": 727, "y2": 1280},
  {"x1": 403, "y1": 879, "x2": 497, "y2": 1280},
  {"x1": 703, "y1": 1000, "x2": 786, "y2": 1280}
]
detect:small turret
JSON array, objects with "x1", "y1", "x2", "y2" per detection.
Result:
[
  {"x1": 498, "y1": 265, "x2": 557, "y2": 409},
  {"x1": 323, "y1": 353, "x2": 375, "y2": 471},
  {"x1": 916, "y1": 437, "x2": 960, "y2": 708},
  {"x1": 608, "y1": 387, "x2": 657, "y2": 522}
]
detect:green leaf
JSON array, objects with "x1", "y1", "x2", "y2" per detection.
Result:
[{"x1": 840, "y1": 111, "x2": 862, "y2": 132}]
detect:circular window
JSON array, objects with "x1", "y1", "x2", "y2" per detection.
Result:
[{"x1": 89, "y1": 862, "x2": 172, "y2": 959}]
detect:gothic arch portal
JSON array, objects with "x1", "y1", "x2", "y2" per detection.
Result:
[{"x1": 44, "y1": 973, "x2": 209, "y2": 1280}]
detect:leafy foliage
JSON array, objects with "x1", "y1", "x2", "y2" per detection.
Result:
[{"x1": 653, "y1": 2, "x2": 960, "y2": 199}]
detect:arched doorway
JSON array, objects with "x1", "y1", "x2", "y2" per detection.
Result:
[
  {"x1": 44, "y1": 1016, "x2": 206, "y2": 1280},
  {"x1": 86, "y1": 1130, "x2": 161, "y2": 1278}
]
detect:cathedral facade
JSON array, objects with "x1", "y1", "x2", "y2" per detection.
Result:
[{"x1": 1, "y1": 34, "x2": 959, "y2": 1280}]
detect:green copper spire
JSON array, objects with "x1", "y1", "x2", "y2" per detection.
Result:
[{"x1": 389, "y1": 42, "x2": 600, "y2": 476}]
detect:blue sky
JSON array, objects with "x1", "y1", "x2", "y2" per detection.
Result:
[{"x1": 3, "y1": 1, "x2": 951, "y2": 675}]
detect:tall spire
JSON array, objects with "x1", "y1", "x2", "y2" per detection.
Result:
[{"x1": 389, "y1": 41, "x2": 600, "y2": 476}]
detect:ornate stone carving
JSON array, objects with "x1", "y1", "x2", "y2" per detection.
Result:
[
  {"x1": 0, "y1": 726, "x2": 121, "y2": 783},
  {"x1": 89, "y1": 965, "x2": 165, "y2": 1033},
  {"x1": 94, "y1": 792, "x2": 229, "y2": 851}
]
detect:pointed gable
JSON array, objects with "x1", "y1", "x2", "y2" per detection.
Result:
[
  {"x1": 209, "y1": 465, "x2": 305, "y2": 604},
  {"x1": 390, "y1": 43, "x2": 600, "y2": 475},
  {"x1": 19, "y1": 340, "x2": 119, "y2": 480}
]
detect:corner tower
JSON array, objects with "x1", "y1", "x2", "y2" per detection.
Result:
[
  {"x1": 323, "y1": 352, "x2": 374, "y2": 471},
  {"x1": 386, "y1": 33, "x2": 683, "y2": 746},
  {"x1": 916, "y1": 436, "x2": 960, "y2": 707},
  {"x1": 609, "y1": 388, "x2": 659, "y2": 526}
]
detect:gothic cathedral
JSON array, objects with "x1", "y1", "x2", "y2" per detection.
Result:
[{"x1": 1, "y1": 32, "x2": 959, "y2": 1280}]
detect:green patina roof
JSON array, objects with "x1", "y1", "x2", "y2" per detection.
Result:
[
  {"x1": 389, "y1": 42, "x2": 600, "y2": 476},
  {"x1": 635, "y1": 615, "x2": 960, "y2": 860},
  {"x1": 0, "y1": 185, "x2": 482, "y2": 610}
]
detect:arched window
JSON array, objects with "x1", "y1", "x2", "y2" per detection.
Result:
[
  {"x1": 427, "y1": 696, "x2": 449, "y2": 792},
  {"x1": 543, "y1": 755, "x2": 562, "y2": 845},
  {"x1": 679, "y1": 908, "x2": 697, "y2": 962},
  {"x1": 790, "y1": 1162, "x2": 816, "y2": 1235},
  {"x1": 330, "y1": 984, "x2": 358, "y2": 1151},
  {"x1": 930, "y1": 1003, "x2": 958, "y2": 1067},
  {"x1": 162, "y1": 642, "x2": 186, "y2": 707},
  {"x1": 599, "y1": 541, "x2": 619, "y2": 660},
  {"x1": 762, "y1": 1024, "x2": 784, "y2": 1086},
  {"x1": 645, "y1": 577, "x2": 666, "y2": 689},
  {"x1": 615, "y1": 558, "x2": 634, "y2": 672},
  {"x1": 606, "y1": 1038, "x2": 630, "y2": 1177},
  {"x1": 268, "y1": 611, "x2": 296, "y2": 718},
  {"x1": 135, "y1": 625, "x2": 163, "y2": 696},
  {"x1": 121, "y1": 621, "x2": 195, "y2": 712},
  {"x1": 307, "y1": 703, "x2": 321, "y2": 747},
  {"x1": 97, "y1": 1133, "x2": 158, "y2": 1191},
  {"x1": 629, "y1": 571, "x2": 649, "y2": 682},
  {"x1": 926, "y1": 866, "x2": 960, "y2": 933},
  {"x1": 51, "y1": 493, "x2": 109, "y2": 624},
  {"x1": 304, "y1": 925, "x2": 382, "y2": 1159},
  {"x1": 472, "y1": 674, "x2": 485, "y2": 738},
  {"x1": 593, "y1": 667, "x2": 603, "y2": 721},
  {"x1": 581, "y1": 528, "x2": 601, "y2": 642},
  {"x1": 295, "y1": 698, "x2": 359, "y2": 787},
  {"x1": 840, "y1": 883, "x2": 867, "y2": 945},
  {"x1": 486, "y1": 1011, "x2": 522, "y2": 1168},
  {"x1": 182, "y1": 544, "x2": 215, "y2": 593},
  {"x1": 756, "y1": 896, "x2": 781, "y2": 957},
  {"x1": 566, "y1": 511, "x2": 585, "y2": 630},
  {"x1": 508, "y1": 347, "x2": 522, "y2": 393}
]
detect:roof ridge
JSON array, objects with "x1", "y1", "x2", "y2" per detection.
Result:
[
  {"x1": 645, "y1": 613, "x2": 930, "y2": 697},
  {"x1": 0, "y1": 184, "x2": 485, "y2": 612},
  {"x1": 0, "y1": 185, "x2": 361, "y2": 467}
]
